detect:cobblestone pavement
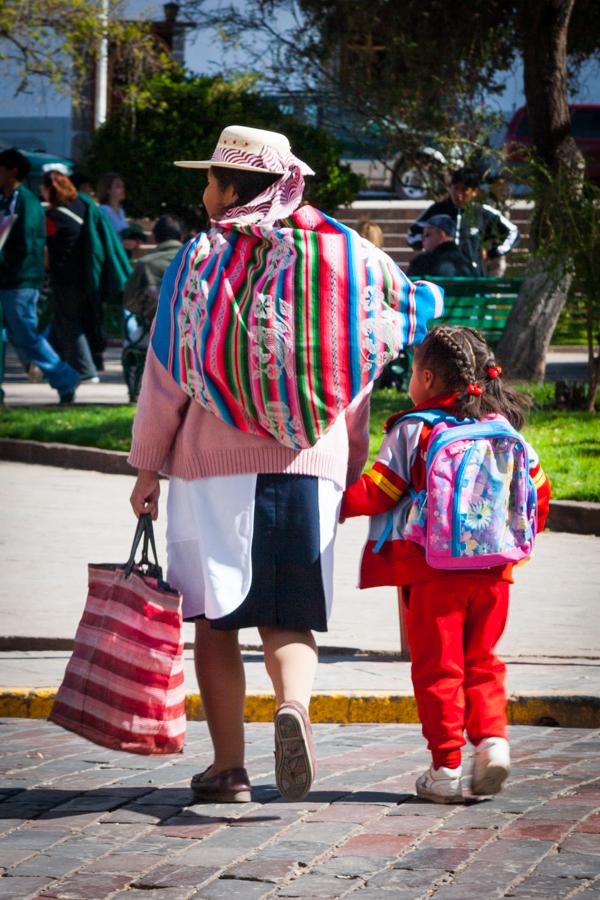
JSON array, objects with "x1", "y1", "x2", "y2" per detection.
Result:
[{"x1": 1, "y1": 721, "x2": 599, "y2": 899}]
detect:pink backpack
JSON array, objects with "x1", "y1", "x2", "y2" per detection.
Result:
[{"x1": 401, "y1": 411, "x2": 538, "y2": 569}]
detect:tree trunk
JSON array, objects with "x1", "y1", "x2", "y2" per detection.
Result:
[
  {"x1": 498, "y1": 257, "x2": 573, "y2": 382},
  {"x1": 496, "y1": 0, "x2": 585, "y2": 381}
]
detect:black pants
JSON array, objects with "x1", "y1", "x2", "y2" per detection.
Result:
[
  {"x1": 51, "y1": 284, "x2": 98, "y2": 380},
  {"x1": 82, "y1": 291, "x2": 106, "y2": 371}
]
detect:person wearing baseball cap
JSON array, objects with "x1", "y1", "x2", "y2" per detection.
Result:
[
  {"x1": 407, "y1": 213, "x2": 473, "y2": 277},
  {"x1": 406, "y1": 167, "x2": 520, "y2": 275}
]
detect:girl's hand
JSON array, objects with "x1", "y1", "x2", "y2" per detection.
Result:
[{"x1": 130, "y1": 470, "x2": 160, "y2": 520}]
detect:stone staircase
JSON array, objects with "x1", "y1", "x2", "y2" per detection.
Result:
[{"x1": 333, "y1": 199, "x2": 533, "y2": 276}]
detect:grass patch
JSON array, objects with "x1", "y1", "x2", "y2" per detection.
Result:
[
  {"x1": 1, "y1": 389, "x2": 599, "y2": 501},
  {"x1": 368, "y1": 387, "x2": 600, "y2": 502},
  {"x1": 0, "y1": 405, "x2": 135, "y2": 453}
]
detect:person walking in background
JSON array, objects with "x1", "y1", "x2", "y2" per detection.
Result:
[
  {"x1": 97, "y1": 172, "x2": 129, "y2": 236},
  {"x1": 122, "y1": 215, "x2": 183, "y2": 400},
  {"x1": 406, "y1": 214, "x2": 472, "y2": 277},
  {"x1": 41, "y1": 171, "x2": 99, "y2": 383},
  {"x1": 406, "y1": 168, "x2": 520, "y2": 276},
  {"x1": 79, "y1": 181, "x2": 133, "y2": 372},
  {"x1": 0, "y1": 149, "x2": 80, "y2": 403},
  {"x1": 128, "y1": 125, "x2": 442, "y2": 805},
  {"x1": 341, "y1": 325, "x2": 550, "y2": 804},
  {"x1": 123, "y1": 214, "x2": 183, "y2": 338}
]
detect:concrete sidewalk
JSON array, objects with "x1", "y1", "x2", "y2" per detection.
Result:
[
  {"x1": 1, "y1": 345, "x2": 130, "y2": 407},
  {"x1": 1, "y1": 461, "x2": 599, "y2": 726},
  {"x1": 0, "y1": 343, "x2": 591, "y2": 406},
  {"x1": 0, "y1": 719, "x2": 599, "y2": 900}
]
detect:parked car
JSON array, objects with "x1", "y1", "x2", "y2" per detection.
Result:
[
  {"x1": 504, "y1": 104, "x2": 600, "y2": 184},
  {"x1": 0, "y1": 142, "x2": 75, "y2": 196},
  {"x1": 343, "y1": 144, "x2": 453, "y2": 200}
]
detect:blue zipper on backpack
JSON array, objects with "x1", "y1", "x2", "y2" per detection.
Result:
[{"x1": 451, "y1": 442, "x2": 476, "y2": 557}]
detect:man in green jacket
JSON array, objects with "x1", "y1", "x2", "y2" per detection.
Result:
[{"x1": 0, "y1": 148, "x2": 79, "y2": 402}]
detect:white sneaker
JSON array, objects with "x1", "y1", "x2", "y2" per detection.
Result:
[
  {"x1": 415, "y1": 765, "x2": 464, "y2": 804},
  {"x1": 471, "y1": 737, "x2": 510, "y2": 796}
]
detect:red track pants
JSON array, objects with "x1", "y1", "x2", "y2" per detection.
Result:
[{"x1": 403, "y1": 574, "x2": 510, "y2": 769}]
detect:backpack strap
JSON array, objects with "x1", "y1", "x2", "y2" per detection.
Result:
[{"x1": 399, "y1": 409, "x2": 473, "y2": 428}]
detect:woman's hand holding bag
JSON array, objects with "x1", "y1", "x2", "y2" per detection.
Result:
[{"x1": 130, "y1": 469, "x2": 161, "y2": 519}]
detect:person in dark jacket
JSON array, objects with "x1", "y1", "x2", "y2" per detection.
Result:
[
  {"x1": 406, "y1": 168, "x2": 520, "y2": 276},
  {"x1": 123, "y1": 214, "x2": 183, "y2": 332},
  {"x1": 41, "y1": 170, "x2": 99, "y2": 382},
  {"x1": 78, "y1": 189, "x2": 133, "y2": 372},
  {"x1": 0, "y1": 149, "x2": 79, "y2": 403},
  {"x1": 406, "y1": 214, "x2": 473, "y2": 277}
]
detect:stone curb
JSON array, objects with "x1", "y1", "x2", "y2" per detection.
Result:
[
  {"x1": 2, "y1": 437, "x2": 600, "y2": 535},
  {"x1": 0, "y1": 437, "x2": 134, "y2": 475},
  {"x1": 547, "y1": 499, "x2": 600, "y2": 536},
  {"x1": 1, "y1": 689, "x2": 598, "y2": 729}
]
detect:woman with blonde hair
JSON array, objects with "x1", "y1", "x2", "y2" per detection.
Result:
[{"x1": 359, "y1": 219, "x2": 384, "y2": 248}]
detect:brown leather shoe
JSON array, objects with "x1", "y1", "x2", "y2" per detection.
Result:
[
  {"x1": 274, "y1": 700, "x2": 316, "y2": 802},
  {"x1": 190, "y1": 766, "x2": 252, "y2": 803}
]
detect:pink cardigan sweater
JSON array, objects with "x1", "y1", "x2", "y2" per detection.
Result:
[{"x1": 128, "y1": 347, "x2": 371, "y2": 490}]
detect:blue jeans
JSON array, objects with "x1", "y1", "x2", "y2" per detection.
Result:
[{"x1": 0, "y1": 288, "x2": 79, "y2": 397}]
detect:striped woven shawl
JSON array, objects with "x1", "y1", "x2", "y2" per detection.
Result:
[{"x1": 151, "y1": 205, "x2": 443, "y2": 449}]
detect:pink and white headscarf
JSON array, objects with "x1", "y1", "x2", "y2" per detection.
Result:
[{"x1": 215, "y1": 147, "x2": 315, "y2": 227}]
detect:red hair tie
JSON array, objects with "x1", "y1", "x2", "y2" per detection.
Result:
[
  {"x1": 487, "y1": 365, "x2": 502, "y2": 379},
  {"x1": 466, "y1": 383, "x2": 483, "y2": 396}
]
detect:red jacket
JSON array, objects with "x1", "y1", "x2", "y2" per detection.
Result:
[{"x1": 341, "y1": 393, "x2": 551, "y2": 588}]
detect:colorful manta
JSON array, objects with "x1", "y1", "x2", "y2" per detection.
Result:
[{"x1": 151, "y1": 205, "x2": 444, "y2": 450}]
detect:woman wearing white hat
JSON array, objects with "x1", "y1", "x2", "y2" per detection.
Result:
[{"x1": 129, "y1": 125, "x2": 443, "y2": 803}]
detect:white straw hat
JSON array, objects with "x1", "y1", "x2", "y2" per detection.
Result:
[{"x1": 174, "y1": 124, "x2": 314, "y2": 175}]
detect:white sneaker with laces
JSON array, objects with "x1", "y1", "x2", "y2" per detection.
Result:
[
  {"x1": 415, "y1": 765, "x2": 463, "y2": 804},
  {"x1": 471, "y1": 737, "x2": 510, "y2": 796}
]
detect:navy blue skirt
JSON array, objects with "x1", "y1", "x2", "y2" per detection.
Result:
[{"x1": 173, "y1": 473, "x2": 341, "y2": 632}]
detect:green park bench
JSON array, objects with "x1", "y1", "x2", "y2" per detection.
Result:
[
  {"x1": 380, "y1": 276, "x2": 524, "y2": 392},
  {"x1": 426, "y1": 276, "x2": 524, "y2": 344}
]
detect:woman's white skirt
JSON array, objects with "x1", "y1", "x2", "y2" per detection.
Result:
[{"x1": 166, "y1": 472, "x2": 342, "y2": 630}]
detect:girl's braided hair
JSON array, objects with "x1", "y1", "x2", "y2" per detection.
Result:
[{"x1": 414, "y1": 325, "x2": 530, "y2": 429}]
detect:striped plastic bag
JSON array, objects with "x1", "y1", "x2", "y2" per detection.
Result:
[{"x1": 50, "y1": 515, "x2": 185, "y2": 754}]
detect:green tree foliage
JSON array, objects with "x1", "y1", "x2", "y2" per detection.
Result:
[
  {"x1": 85, "y1": 71, "x2": 362, "y2": 220},
  {"x1": 190, "y1": 0, "x2": 598, "y2": 163},
  {"x1": 0, "y1": 0, "x2": 164, "y2": 101},
  {"x1": 190, "y1": 0, "x2": 599, "y2": 382}
]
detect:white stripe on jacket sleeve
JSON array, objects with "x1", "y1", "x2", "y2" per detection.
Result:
[{"x1": 482, "y1": 203, "x2": 520, "y2": 256}]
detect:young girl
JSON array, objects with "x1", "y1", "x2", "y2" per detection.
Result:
[{"x1": 341, "y1": 325, "x2": 551, "y2": 803}]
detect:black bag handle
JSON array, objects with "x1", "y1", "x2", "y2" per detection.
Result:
[{"x1": 124, "y1": 514, "x2": 162, "y2": 578}]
